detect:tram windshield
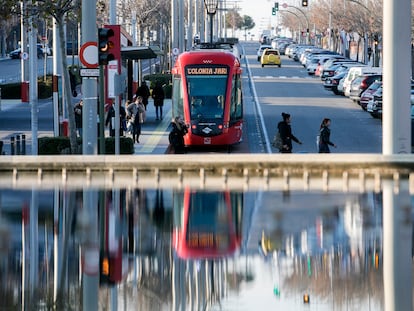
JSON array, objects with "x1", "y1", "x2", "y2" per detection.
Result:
[
  {"x1": 185, "y1": 66, "x2": 228, "y2": 119},
  {"x1": 186, "y1": 192, "x2": 231, "y2": 250}
]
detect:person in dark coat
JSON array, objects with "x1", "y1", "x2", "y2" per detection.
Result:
[
  {"x1": 152, "y1": 82, "x2": 165, "y2": 120},
  {"x1": 318, "y1": 118, "x2": 337, "y2": 153},
  {"x1": 135, "y1": 81, "x2": 150, "y2": 110},
  {"x1": 277, "y1": 112, "x2": 302, "y2": 153},
  {"x1": 74, "y1": 99, "x2": 83, "y2": 137},
  {"x1": 168, "y1": 116, "x2": 188, "y2": 154}
]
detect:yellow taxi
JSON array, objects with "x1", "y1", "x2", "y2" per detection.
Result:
[{"x1": 261, "y1": 48, "x2": 281, "y2": 67}]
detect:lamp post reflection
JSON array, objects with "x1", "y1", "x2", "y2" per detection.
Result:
[{"x1": 204, "y1": 0, "x2": 218, "y2": 43}]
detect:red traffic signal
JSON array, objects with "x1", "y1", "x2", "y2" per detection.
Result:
[{"x1": 98, "y1": 28, "x2": 115, "y2": 65}]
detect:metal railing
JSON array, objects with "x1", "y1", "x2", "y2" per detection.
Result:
[{"x1": 1, "y1": 154, "x2": 413, "y2": 192}]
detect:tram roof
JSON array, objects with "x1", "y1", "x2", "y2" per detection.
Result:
[{"x1": 121, "y1": 45, "x2": 162, "y2": 60}]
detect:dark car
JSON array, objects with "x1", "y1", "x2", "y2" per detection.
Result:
[
  {"x1": 324, "y1": 71, "x2": 347, "y2": 94},
  {"x1": 366, "y1": 87, "x2": 383, "y2": 119},
  {"x1": 359, "y1": 81, "x2": 383, "y2": 110},
  {"x1": 348, "y1": 74, "x2": 382, "y2": 104},
  {"x1": 9, "y1": 45, "x2": 44, "y2": 59},
  {"x1": 66, "y1": 42, "x2": 79, "y2": 55}
]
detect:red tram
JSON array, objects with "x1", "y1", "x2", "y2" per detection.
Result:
[
  {"x1": 171, "y1": 46, "x2": 243, "y2": 146},
  {"x1": 172, "y1": 190, "x2": 243, "y2": 259}
]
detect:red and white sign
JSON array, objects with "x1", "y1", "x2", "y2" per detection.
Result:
[{"x1": 79, "y1": 41, "x2": 98, "y2": 68}]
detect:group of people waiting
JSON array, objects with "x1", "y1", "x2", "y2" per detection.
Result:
[
  {"x1": 73, "y1": 81, "x2": 166, "y2": 145},
  {"x1": 276, "y1": 112, "x2": 337, "y2": 153}
]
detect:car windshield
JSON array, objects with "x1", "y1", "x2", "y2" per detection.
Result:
[{"x1": 265, "y1": 50, "x2": 278, "y2": 56}]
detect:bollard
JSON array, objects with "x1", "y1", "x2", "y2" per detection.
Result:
[
  {"x1": 0, "y1": 140, "x2": 3, "y2": 155},
  {"x1": 22, "y1": 134, "x2": 26, "y2": 155},
  {"x1": 16, "y1": 135, "x2": 21, "y2": 155},
  {"x1": 10, "y1": 136, "x2": 15, "y2": 155}
]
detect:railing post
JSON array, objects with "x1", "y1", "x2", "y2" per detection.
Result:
[
  {"x1": 16, "y1": 135, "x2": 21, "y2": 155},
  {"x1": 10, "y1": 136, "x2": 15, "y2": 155},
  {"x1": 22, "y1": 134, "x2": 26, "y2": 155}
]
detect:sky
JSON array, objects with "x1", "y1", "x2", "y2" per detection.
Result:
[
  {"x1": 238, "y1": 0, "x2": 280, "y2": 38},
  {"x1": 238, "y1": 0, "x2": 297, "y2": 39}
]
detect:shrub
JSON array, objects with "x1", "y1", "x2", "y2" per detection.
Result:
[
  {"x1": 144, "y1": 73, "x2": 172, "y2": 98},
  {"x1": 0, "y1": 76, "x2": 53, "y2": 99},
  {"x1": 38, "y1": 136, "x2": 134, "y2": 155}
]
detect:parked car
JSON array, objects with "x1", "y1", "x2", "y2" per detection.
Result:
[
  {"x1": 66, "y1": 42, "x2": 79, "y2": 55},
  {"x1": 320, "y1": 61, "x2": 361, "y2": 81},
  {"x1": 348, "y1": 74, "x2": 382, "y2": 104},
  {"x1": 257, "y1": 44, "x2": 272, "y2": 61},
  {"x1": 359, "y1": 81, "x2": 383, "y2": 110},
  {"x1": 366, "y1": 86, "x2": 383, "y2": 118},
  {"x1": 260, "y1": 48, "x2": 281, "y2": 67},
  {"x1": 343, "y1": 66, "x2": 382, "y2": 97},
  {"x1": 324, "y1": 71, "x2": 348, "y2": 94},
  {"x1": 9, "y1": 44, "x2": 44, "y2": 59}
]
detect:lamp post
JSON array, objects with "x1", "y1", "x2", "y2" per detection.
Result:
[{"x1": 204, "y1": 0, "x2": 218, "y2": 43}]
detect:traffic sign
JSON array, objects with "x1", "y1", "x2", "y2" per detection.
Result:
[
  {"x1": 80, "y1": 68, "x2": 100, "y2": 77},
  {"x1": 79, "y1": 41, "x2": 98, "y2": 68},
  {"x1": 282, "y1": 2, "x2": 288, "y2": 8}
]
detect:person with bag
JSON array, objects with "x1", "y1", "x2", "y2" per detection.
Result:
[
  {"x1": 135, "y1": 81, "x2": 150, "y2": 110},
  {"x1": 133, "y1": 96, "x2": 146, "y2": 143},
  {"x1": 318, "y1": 118, "x2": 337, "y2": 153},
  {"x1": 277, "y1": 112, "x2": 302, "y2": 153},
  {"x1": 168, "y1": 116, "x2": 188, "y2": 154}
]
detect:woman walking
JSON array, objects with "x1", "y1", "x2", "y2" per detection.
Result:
[
  {"x1": 277, "y1": 112, "x2": 302, "y2": 153},
  {"x1": 318, "y1": 118, "x2": 337, "y2": 153}
]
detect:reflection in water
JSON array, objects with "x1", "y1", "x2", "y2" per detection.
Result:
[{"x1": 0, "y1": 185, "x2": 411, "y2": 310}]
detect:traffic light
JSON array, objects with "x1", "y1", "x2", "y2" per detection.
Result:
[
  {"x1": 302, "y1": 0, "x2": 308, "y2": 6},
  {"x1": 303, "y1": 293, "x2": 310, "y2": 304},
  {"x1": 272, "y1": 7, "x2": 276, "y2": 15},
  {"x1": 275, "y1": 2, "x2": 279, "y2": 11},
  {"x1": 98, "y1": 28, "x2": 115, "y2": 65}
]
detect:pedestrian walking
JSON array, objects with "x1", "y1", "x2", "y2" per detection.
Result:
[
  {"x1": 168, "y1": 116, "x2": 188, "y2": 154},
  {"x1": 318, "y1": 118, "x2": 337, "y2": 153},
  {"x1": 126, "y1": 96, "x2": 146, "y2": 143},
  {"x1": 135, "y1": 81, "x2": 150, "y2": 110},
  {"x1": 277, "y1": 112, "x2": 302, "y2": 153},
  {"x1": 74, "y1": 99, "x2": 83, "y2": 137},
  {"x1": 152, "y1": 81, "x2": 165, "y2": 120},
  {"x1": 105, "y1": 101, "x2": 127, "y2": 137}
]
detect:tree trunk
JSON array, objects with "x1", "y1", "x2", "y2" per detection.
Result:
[{"x1": 57, "y1": 21, "x2": 79, "y2": 154}]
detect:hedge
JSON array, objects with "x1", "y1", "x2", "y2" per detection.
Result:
[
  {"x1": 1, "y1": 75, "x2": 53, "y2": 99},
  {"x1": 38, "y1": 136, "x2": 134, "y2": 155}
]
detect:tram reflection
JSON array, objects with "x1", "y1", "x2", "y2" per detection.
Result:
[
  {"x1": 0, "y1": 186, "x2": 411, "y2": 310},
  {"x1": 172, "y1": 189, "x2": 243, "y2": 259}
]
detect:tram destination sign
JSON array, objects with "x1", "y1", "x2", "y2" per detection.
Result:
[{"x1": 186, "y1": 66, "x2": 228, "y2": 75}]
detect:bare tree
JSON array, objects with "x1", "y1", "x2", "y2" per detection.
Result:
[
  {"x1": 36, "y1": 0, "x2": 82, "y2": 154},
  {"x1": 0, "y1": 1, "x2": 19, "y2": 58}
]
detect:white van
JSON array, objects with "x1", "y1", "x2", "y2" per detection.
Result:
[{"x1": 343, "y1": 66, "x2": 382, "y2": 97}]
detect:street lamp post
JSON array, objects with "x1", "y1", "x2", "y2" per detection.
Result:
[{"x1": 204, "y1": 0, "x2": 218, "y2": 43}]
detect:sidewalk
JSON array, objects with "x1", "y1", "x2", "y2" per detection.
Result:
[
  {"x1": 0, "y1": 98, "x2": 172, "y2": 155},
  {"x1": 130, "y1": 99, "x2": 172, "y2": 154}
]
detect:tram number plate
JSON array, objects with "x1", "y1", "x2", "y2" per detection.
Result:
[{"x1": 204, "y1": 137, "x2": 211, "y2": 144}]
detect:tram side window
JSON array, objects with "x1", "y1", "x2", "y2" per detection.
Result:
[
  {"x1": 230, "y1": 74, "x2": 243, "y2": 121},
  {"x1": 172, "y1": 76, "x2": 184, "y2": 118}
]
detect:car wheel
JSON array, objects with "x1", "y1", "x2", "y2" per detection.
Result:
[
  {"x1": 261, "y1": 64, "x2": 264, "y2": 68},
  {"x1": 278, "y1": 64, "x2": 281, "y2": 68}
]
